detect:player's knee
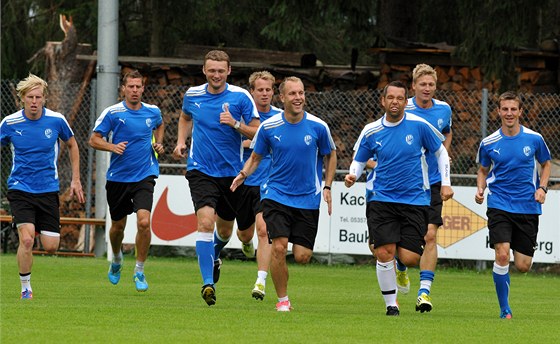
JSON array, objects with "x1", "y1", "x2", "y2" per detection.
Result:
[
  {"x1": 424, "y1": 229, "x2": 437, "y2": 244},
  {"x1": 137, "y1": 218, "x2": 150, "y2": 231},
  {"x1": 20, "y1": 236, "x2": 34, "y2": 250},
  {"x1": 515, "y1": 260, "x2": 532, "y2": 273},
  {"x1": 294, "y1": 251, "x2": 312, "y2": 264}
]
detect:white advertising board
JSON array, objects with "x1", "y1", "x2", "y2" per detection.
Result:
[{"x1": 109, "y1": 177, "x2": 559, "y2": 263}]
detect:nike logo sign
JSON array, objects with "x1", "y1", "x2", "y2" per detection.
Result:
[
  {"x1": 274, "y1": 135, "x2": 282, "y2": 142},
  {"x1": 15, "y1": 130, "x2": 23, "y2": 136},
  {"x1": 151, "y1": 187, "x2": 198, "y2": 240}
]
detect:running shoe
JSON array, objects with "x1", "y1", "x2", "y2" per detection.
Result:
[
  {"x1": 133, "y1": 272, "x2": 148, "y2": 292},
  {"x1": 276, "y1": 300, "x2": 292, "y2": 312},
  {"x1": 252, "y1": 283, "x2": 265, "y2": 300},
  {"x1": 201, "y1": 284, "x2": 216, "y2": 306},
  {"x1": 108, "y1": 262, "x2": 122, "y2": 285},
  {"x1": 415, "y1": 292, "x2": 433, "y2": 313}
]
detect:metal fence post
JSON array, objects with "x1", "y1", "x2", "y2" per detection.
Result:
[
  {"x1": 84, "y1": 79, "x2": 97, "y2": 253},
  {"x1": 481, "y1": 88, "x2": 488, "y2": 139}
]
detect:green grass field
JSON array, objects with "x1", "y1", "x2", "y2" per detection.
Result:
[{"x1": 1, "y1": 254, "x2": 559, "y2": 343}]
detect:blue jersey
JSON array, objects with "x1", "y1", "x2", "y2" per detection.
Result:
[
  {"x1": 93, "y1": 101, "x2": 163, "y2": 182},
  {"x1": 1, "y1": 108, "x2": 74, "y2": 193},
  {"x1": 244, "y1": 106, "x2": 282, "y2": 187},
  {"x1": 477, "y1": 126, "x2": 551, "y2": 214},
  {"x1": 354, "y1": 113, "x2": 444, "y2": 205},
  {"x1": 182, "y1": 83, "x2": 259, "y2": 177},
  {"x1": 253, "y1": 111, "x2": 336, "y2": 210},
  {"x1": 406, "y1": 97, "x2": 451, "y2": 185}
]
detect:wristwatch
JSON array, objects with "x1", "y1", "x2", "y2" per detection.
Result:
[
  {"x1": 539, "y1": 186, "x2": 548, "y2": 193},
  {"x1": 234, "y1": 120, "x2": 241, "y2": 129}
]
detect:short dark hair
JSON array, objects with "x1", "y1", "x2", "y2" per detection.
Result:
[
  {"x1": 122, "y1": 70, "x2": 144, "y2": 86},
  {"x1": 382, "y1": 80, "x2": 408, "y2": 98}
]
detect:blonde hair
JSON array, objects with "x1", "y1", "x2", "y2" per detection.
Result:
[
  {"x1": 279, "y1": 76, "x2": 303, "y2": 94},
  {"x1": 16, "y1": 73, "x2": 48, "y2": 102},
  {"x1": 249, "y1": 71, "x2": 275, "y2": 90},
  {"x1": 412, "y1": 64, "x2": 437, "y2": 84}
]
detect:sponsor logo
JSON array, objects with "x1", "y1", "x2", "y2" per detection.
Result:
[
  {"x1": 493, "y1": 148, "x2": 501, "y2": 155},
  {"x1": 15, "y1": 130, "x2": 23, "y2": 136},
  {"x1": 376, "y1": 140, "x2": 383, "y2": 147},
  {"x1": 119, "y1": 118, "x2": 126, "y2": 124},
  {"x1": 151, "y1": 187, "x2": 198, "y2": 240},
  {"x1": 194, "y1": 102, "x2": 201, "y2": 108},
  {"x1": 437, "y1": 198, "x2": 488, "y2": 248},
  {"x1": 274, "y1": 135, "x2": 282, "y2": 142}
]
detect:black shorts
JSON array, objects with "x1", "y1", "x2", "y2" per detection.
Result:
[
  {"x1": 487, "y1": 208, "x2": 539, "y2": 257},
  {"x1": 262, "y1": 199, "x2": 319, "y2": 250},
  {"x1": 106, "y1": 176, "x2": 156, "y2": 221},
  {"x1": 7, "y1": 190, "x2": 60, "y2": 235},
  {"x1": 186, "y1": 169, "x2": 246, "y2": 221},
  {"x1": 428, "y1": 183, "x2": 443, "y2": 226},
  {"x1": 237, "y1": 185, "x2": 262, "y2": 231},
  {"x1": 366, "y1": 201, "x2": 428, "y2": 255}
]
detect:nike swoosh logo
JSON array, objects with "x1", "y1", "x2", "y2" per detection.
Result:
[{"x1": 152, "y1": 187, "x2": 198, "y2": 240}]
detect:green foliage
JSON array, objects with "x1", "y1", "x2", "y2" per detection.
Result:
[
  {"x1": 455, "y1": 0, "x2": 545, "y2": 90},
  {"x1": 1, "y1": 255, "x2": 560, "y2": 343},
  {"x1": 261, "y1": 0, "x2": 377, "y2": 64}
]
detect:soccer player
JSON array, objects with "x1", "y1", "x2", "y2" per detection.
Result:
[
  {"x1": 395, "y1": 64, "x2": 453, "y2": 312},
  {"x1": 475, "y1": 91, "x2": 551, "y2": 319},
  {"x1": 235, "y1": 71, "x2": 282, "y2": 300},
  {"x1": 1, "y1": 73, "x2": 85, "y2": 299},
  {"x1": 231, "y1": 76, "x2": 337, "y2": 312},
  {"x1": 344, "y1": 81, "x2": 453, "y2": 316},
  {"x1": 89, "y1": 70, "x2": 165, "y2": 292},
  {"x1": 172, "y1": 50, "x2": 260, "y2": 306}
]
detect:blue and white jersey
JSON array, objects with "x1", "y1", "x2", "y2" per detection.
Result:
[
  {"x1": 406, "y1": 97, "x2": 451, "y2": 185},
  {"x1": 1, "y1": 108, "x2": 74, "y2": 193},
  {"x1": 354, "y1": 112, "x2": 444, "y2": 205},
  {"x1": 252, "y1": 111, "x2": 336, "y2": 210},
  {"x1": 477, "y1": 126, "x2": 551, "y2": 214},
  {"x1": 93, "y1": 101, "x2": 163, "y2": 182},
  {"x1": 244, "y1": 106, "x2": 282, "y2": 187},
  {"x1": 182, "y1": 83, "x2": 259, "y2": 177}
]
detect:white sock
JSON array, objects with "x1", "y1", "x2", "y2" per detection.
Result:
[
  {"x1": 113, "y1": 251, "x2": 123, "y2": 264},
  {"x1": 20, "y1": 273, "x2": 31, "y2": 292},
  {"x1": 135, "y1": 261, "x2": 144, "y2": 274},
  {"x1": 278, "y1": 295, "x2": 289, "y2": 303},
  {"x1": 256, "y1": 270, "x2": 268, "y2": 285},
  {"x1": 376, "y1": 260, "x2": 398, "y2": 307}
]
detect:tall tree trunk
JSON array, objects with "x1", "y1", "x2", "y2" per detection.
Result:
[
  {"x1": 377, "y1": 0, "x2": 419, "y2": 45},
  {"x1": 149, "y1": 0, "x2": 163, "y2": 57}
]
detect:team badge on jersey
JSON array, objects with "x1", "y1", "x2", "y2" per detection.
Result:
[
  {"x1": 44, "y1": 128, "x2": 52, "y2": 138},
  {"x1": 222, "y1": 102, "x2": 230, "y2": 112},
  {"x1": 437, "y1": 118, "x2": 443, "y2": 128},
  {"x1": 146, "y1": 118, "x2": 152, "y2": 127},
  {"x1": 523, "y1": 146, "x2": 532, "y2": 156},
  {"x1": 405, "y1": 134, "x2": 414, "y2": 145},
  {"x1": 304, "y1": 135, "x2": 312, "y2": 145}
]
